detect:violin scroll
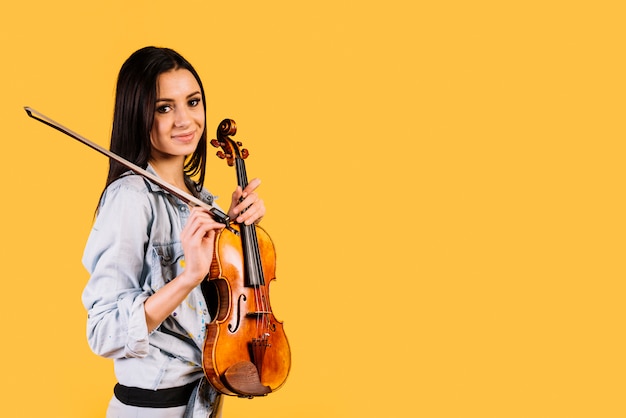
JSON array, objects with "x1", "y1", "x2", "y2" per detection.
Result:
[
  {"x1": 210, "y1": 119, "x2": 249, "y2": 166},
  {"x1": 219, "y1": 118, "x2": 237, "y2": 137}
]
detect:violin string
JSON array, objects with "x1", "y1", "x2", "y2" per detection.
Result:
[
  {"x1": 249, "y1": 229, "x2": 264, "y2": 337},
  {"x1": 236, "y1": 157, "x2": 266, "y2": 339},
  {"x1": 251, "y1": 226, "x2": 269, "y2": 337}
]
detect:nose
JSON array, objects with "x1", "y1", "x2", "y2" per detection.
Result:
[{"x1": 174, "y1": 107, "x2": 191, "y2": 128}]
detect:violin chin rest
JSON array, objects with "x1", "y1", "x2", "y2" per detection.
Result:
[{"x1": 223, "y1": 361, "x2": 272, "y2": 397}]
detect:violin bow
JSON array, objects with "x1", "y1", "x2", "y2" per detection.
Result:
[{"x1": 24, "y1": 106, "x2": 237, "y2": 234}]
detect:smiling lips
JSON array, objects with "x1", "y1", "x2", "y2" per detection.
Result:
[{"x1": 173, "y1": 131, "x2": 195, "y2": 143}]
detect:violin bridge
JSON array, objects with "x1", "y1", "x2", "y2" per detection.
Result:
[{"x1": 246, "y1": 311, "x2": 272, "y2": 317}]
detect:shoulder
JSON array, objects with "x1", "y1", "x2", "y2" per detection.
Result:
[
  {"x1": 198, "y1": 186, "x2": 216, "y2": 206},
  {"x1": 99, "y1": 174, "x2": 154, "y2": 212},
  {"x1": 108, "y1": 173, "x2": 151, "y2": 193}
]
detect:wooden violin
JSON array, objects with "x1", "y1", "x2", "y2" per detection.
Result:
[{"x1": 203, "y1": 119, "x2": 291, "y2": 397}]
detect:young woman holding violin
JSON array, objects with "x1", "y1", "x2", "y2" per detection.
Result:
[{"x1": 81, "y1": 46, "x2": 265, "y2": 417}]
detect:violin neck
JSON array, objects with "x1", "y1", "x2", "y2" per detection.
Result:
[
  {"x1": 235, "y1": 157, "x2": 249, "y2": 190},
  {"x1": 235, "y1": 158, "x2": 265, "y2": 288}
]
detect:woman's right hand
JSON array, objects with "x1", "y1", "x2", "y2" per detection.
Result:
[
  {"x1": 144, "y1": 206, "x2": 224, "y2": 332},
  {"x1": 178, "y1": 206, "x2": 225, "y2": 288}
]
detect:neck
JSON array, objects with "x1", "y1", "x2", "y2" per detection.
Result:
[{"x1": 149, "y1": 157, "x2": 189, "y2": 192}]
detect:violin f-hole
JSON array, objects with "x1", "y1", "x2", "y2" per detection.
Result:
[{"x1": 228, "y1": 293, "x2": 247, "y2": 333}]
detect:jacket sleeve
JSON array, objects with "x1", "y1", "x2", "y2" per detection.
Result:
[{"x1": 81, "y1": 179, "x2": 154, "y2": 359}]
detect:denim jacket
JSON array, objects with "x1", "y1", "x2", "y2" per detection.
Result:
[{"x1": 82, "y1": 165, "x2": 221, "y2": 415}]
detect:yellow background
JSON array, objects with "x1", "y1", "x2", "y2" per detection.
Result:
[{"x1": 1, "y1": 1, "x2": 625, "y2": 417}]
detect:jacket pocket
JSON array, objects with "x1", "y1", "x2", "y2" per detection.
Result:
[{"x1": 151, "y1": 242, "x2": 185, "y2": 291}]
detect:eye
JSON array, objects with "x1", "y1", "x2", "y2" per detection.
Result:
[
  {"x1": 189, "y1": 97, "x2": 201, "y2": 107},
  {"x1": 156, "y1": 104, "x2": 172, "y2": 114}
]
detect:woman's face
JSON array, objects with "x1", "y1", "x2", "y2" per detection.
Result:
[{"x1": 150, "y1": 68, "x2": 205, "y2": 162}]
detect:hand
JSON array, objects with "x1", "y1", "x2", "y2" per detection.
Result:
[
  {"x1": 228, "y1": 178, "x2": 266, "y2": 225},
  {"x1": 178, "y1": 206, "x2": 225, "y2": 287},
  {"x1": 144, "y1": 206, "x2": 224, "y2": 332}
]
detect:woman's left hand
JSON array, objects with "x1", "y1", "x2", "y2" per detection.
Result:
[{"x1": 228, "y1": 177, "x2": 265, "y2": 225}]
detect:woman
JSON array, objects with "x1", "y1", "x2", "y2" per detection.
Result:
[{"x1": 82, "y1": 46, "x2": 265, "y2": 417}]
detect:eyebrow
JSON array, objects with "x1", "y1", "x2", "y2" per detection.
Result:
[{"x1": 155, "y1": 91, "x2": 202, "y2": 103}]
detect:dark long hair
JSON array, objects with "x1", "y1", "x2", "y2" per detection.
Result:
[{"x1": 98, "y1": 46, "x2": 208, "y2": 207}]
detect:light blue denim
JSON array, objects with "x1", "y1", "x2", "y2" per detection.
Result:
[{"x1": 82, "y1": 165, "x2": 222, "y2": 417}]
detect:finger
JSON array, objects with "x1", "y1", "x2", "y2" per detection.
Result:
[
  {"x1": 231, "y1": 185, "x2": 243, "y2": 203},
  {"x1": 237, "y1": 191, "x2": 258, "y2": 209},
  {"x1": 190, "y1": 206, "x2": 229, "y2": 229},
  {"x1": 184, "y1": 210, "x2": 224, "y2": 239},
  {"x1": 187, "y1": 223, "x2": 223, "y2": 244},
  {"x1": 233, "y1": 193, "x2": 257, "y2": 219},
  {"x1": 190, "y1": 205, "x2": 219, "y2": 218},
  {"x1": 241, "y1": 178, "x2": 261, "y2": 197},
  {"x1": 237, "y1": 198, "x2": 266, "y2": 225}
]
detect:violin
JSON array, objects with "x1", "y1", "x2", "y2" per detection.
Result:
[{"x1": 203, "y1": 119, "x2": 291, "y2": 397}]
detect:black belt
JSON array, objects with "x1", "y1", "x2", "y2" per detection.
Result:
[{"x1": 114, "y1": 380, "x2": 198, "y2": 408}]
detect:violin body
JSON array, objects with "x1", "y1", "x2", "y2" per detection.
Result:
[
  {"x1": 203, "y1": 119, "x2": 290, "y2": 397},
  {"x1": 203, "y1": 224, "x2": 290, "y2": 396}
]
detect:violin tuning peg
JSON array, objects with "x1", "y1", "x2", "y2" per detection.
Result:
[
  {"x1": 241, "y1": 149, "x2": 249, "y2": 159},
  {"x1": 216, "y1": 151, "x2": 226, "y2": 159},
  {"x1": 236, "y1": 141, "x2": 243, "y2": 146},
  {"x1": 210, "y1": 139, "x2": 220, "y2": 148}
]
